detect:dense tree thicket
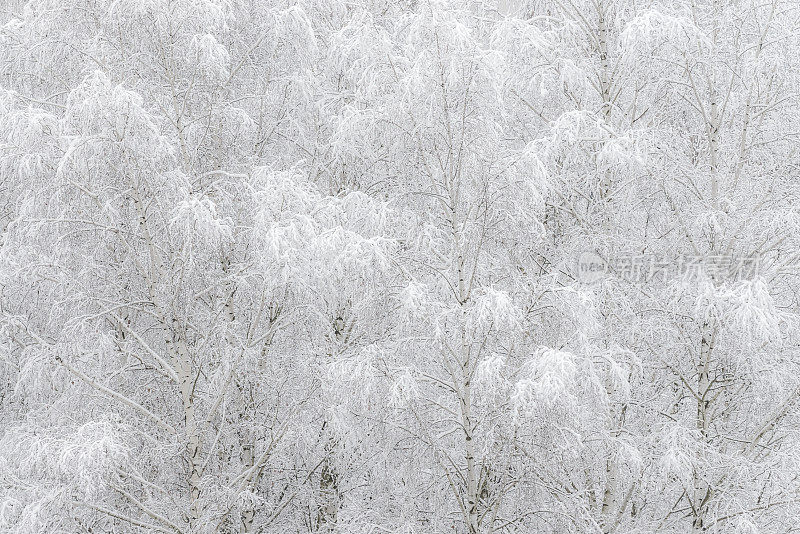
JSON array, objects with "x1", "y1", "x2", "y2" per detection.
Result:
[{"x1": 2, "y1": 1, "x2": 800, "y2": 533}]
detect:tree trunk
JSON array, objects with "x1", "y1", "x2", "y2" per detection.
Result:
[
  {"x1": 597, "y1": 1, "x2": 613, "y2": 202},
  {"x1": 461, "y1": 363, "x2": 479, "y2": 534},
  {"x1": 317, "y1": 450, "x2": 339, "y2": 532},
  {"x1": 241, "y1": 442, "x2": 255, "y2": 532},
  {"x1": 693, "y1": 320, "x2": 714, "y2": 532},
  {"x1": 175, "y1": 333, "x2": 202, "y2": 531}
]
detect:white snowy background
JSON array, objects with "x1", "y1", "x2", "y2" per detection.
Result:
[{"x1": 1, "y1": 0, "x2": 800, "y2": 533}]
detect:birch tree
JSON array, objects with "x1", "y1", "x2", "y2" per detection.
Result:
[{"x1": 3, "y1": 0, "x2": 800, "y2": 533}]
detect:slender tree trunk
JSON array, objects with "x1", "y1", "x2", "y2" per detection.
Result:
[
  {"x1": 597, "y1": 6, "x2": 621, "y2": 527},
  {"x1": 693, "y1": 3, "x2": 722, "y2": 524},
  {"x1": 241, "y1": 442, "x2": 255, "y2": 532},
  {"x1": 708, "y1": 94, "x2": 720, "y2": 212},
  {"x1": 448, "y1": 175, "x2": 480, "y2": 533},
  {"x1": 707, "y1": 0, "x2": 721, "y2": 212},
  {"x1": 597, "y1": 1, "x2": 613, "y2": 202},
  {"x1": 175, "y1": 333, "x2": 202, "y2": 530},
  {"x1": 693, "y1": 319, "x2": 715, "y2": 532},
  {"x1": 601, "y1": 437, "x2": 620, "y2": 533},
  {"x1": 461, "y1": 356, "x2": 479, "y2": 534},
  {"x1": 132, "y1": 178, "x2": 204, "y2": 529},
  {"x1": 317, "y1": 439, "x2": 339, "y2": 532}
]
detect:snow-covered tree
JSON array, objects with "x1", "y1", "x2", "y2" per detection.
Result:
[{"x1": 2, "y1": 1, "x2": 800, "y2": 533}]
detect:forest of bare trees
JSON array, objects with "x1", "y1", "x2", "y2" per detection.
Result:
[{"x1": 2, "y1": 0, "x2": 800, "y2": 532}]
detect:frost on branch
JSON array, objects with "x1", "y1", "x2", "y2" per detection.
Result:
[
  {"x1": 107, "y1": 0, "x2": 231, "y2": 34},
  {"x1": 399, "y1": 279, "x2": 432, "y2": 319},
  {"x1": 387, "y1": 367, "x2": 418, "y2": 409},
  {"x1": 694, "y1": 277, "x2": 783, "y2": 346},
  {"x1": 170, "y1": 185, "x2": 234, "y2": 254},
  {"x1": 0, "y1": 90, "x2": 59, "y2": 182},
  {"x1": 254, "y1": 169, "x2": 395, "y2": 298},
  {"x1": 513, "y1": 347, "x2": 578, "y2": 416},
  {"x1": 190, "y1": 33, "x2": 231, "y2": 82},
  {"x1": 474, "y1": 352, "x2": 508, "y2": 398},
  {"x1": 326, "y1": 344, "x2": 381, "y2": 408},
  {"x1": 60, "y1": 71, "x2": 172, "y2": 175},
  {"x1": 466, "y1": 287, "x2": 521, "y2": 332},
  {"x1": 657, "y1": 423, "x2": 696, "y2": 486},
  {"x1": 325, "y1": 11, "x2": 396, "y2": 102},
  {"x1": 619, "y1": 9, "x2": 708, "y2": 51},
  {"x1": 0, "y1": 422, "x2": 128, "y2": 531}
]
